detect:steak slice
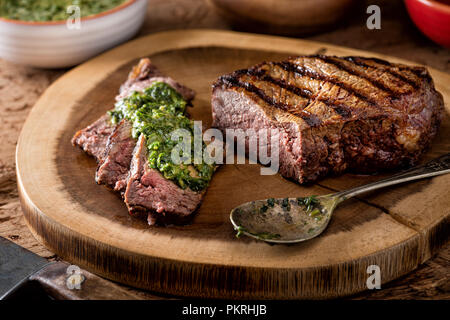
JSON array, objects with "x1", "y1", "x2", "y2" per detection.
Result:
[
  {"x1": 71, "y1": 114, "x2": 114, "y2": 162},
  {"x1": 211, "y1": 55, "x2": 444, "y2": 183},
  {"x1": 95, "y1": 119, "x2": 136, "y2": 192},
  {"x1": 124, "y1": 135, "x2": 204, "y2": 225}
]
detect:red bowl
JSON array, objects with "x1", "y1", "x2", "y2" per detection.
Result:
[{"x1": 405, "y1": 0, "x2": 450, "y2": 48}]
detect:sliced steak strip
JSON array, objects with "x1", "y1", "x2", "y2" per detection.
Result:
[
  {"x1": 71, "y1": 114, "x2": 114, "y2": 162},
  {"x1": 124, "y1": 135, "x2": 204, "y2": 225},
  {"x1": 212, "y1": 55, "x2": 444, "y2": 183},
  {"x1": 95, "y1": 120, "x2": 136, "y2": 192}
]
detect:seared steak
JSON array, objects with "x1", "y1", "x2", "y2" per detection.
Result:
[
  {"x1": 72, "y1": 58, "x2": 201, "y2": 225},
  {"x1": 211, "y1": 55, "x2": 444, "y2": 183},
  {"x1": 124, "y1": 135, "x2": 204, "y2": 225}
]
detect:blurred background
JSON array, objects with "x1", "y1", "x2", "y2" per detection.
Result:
[
  {"x1": 140, "y1": 0, "x2": 449, "y2": 69},
  {"x1": 0, "y1": 0, "x2": 449, "y2": 69}
]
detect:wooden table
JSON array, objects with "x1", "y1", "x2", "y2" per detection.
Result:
[{"x1": 0, "y1": 0, "x2": 448, "y2": 299}]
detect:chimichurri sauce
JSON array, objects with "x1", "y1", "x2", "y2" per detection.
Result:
[
  {"x1": 109, "y1": 82, "x2": 215, "y2": 192},
  {"x1": 0, "y1": 0, "x2": 126, "y2": 22}
]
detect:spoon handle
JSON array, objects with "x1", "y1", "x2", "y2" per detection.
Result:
[{"x1": 334, "y1": 153, "x2": 450, "y2": 200}]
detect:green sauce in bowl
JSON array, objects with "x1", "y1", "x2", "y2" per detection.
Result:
[{"x1": 0, "y1": 0, "x2": 127, "y2": 22}]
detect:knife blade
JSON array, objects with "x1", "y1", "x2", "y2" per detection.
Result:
[
  {"x1": 0, "y1": 236, "x2": 144, "y2": 300},
  {"x1": 0, "y1": 236, "x2": 51, "y2": 299}
]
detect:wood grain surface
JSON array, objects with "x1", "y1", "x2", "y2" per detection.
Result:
[
  {"x1": 15, "y1": 30, "x2": 450, "y2": 299},
  {"x1": 1, "y1": 0, "x2": 449, "y2": 299}
]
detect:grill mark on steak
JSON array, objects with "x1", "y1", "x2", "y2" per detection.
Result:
[
  {"x1": 247, "y1": 67, "x2": 314, "y2": 99},
  {"x1": 312, "y1": 55, "x2": 406, "y2": 98},
  {"x1": 406, "y1": 67, "x2": 432, "y2": 82},
  {"x1": 360, "y1": 56, "x2": 429, "y2": 81},
  {"x1": 344, "y1": 56, "x2": 421, "y2": 89},
  {"x1": 318, "y1": 99, "x2": 353, "y2": 118},
  {"x1": 217, "y1": 72, "x2": 321, "y2": 127},
  {"x1": 245, "y1": 68, "x2": 353, "y2": 119},
  {"x1": 274, "y1": 61, "x2": 380, "y2": 107}
]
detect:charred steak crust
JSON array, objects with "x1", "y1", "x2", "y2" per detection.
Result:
[
  {"x1": 72, "y1": 58, "x2": 200, "y2": 225},
  {"x1": 211, "y1": 55, "x2": 444, "y2": 183}
]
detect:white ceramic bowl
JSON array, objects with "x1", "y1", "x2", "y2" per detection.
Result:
[{"x1": 0, "y1": 0, "x2": 148, "y2": 68}]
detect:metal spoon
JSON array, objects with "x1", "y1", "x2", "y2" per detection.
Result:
[{"x1": 230, "y1": 153, "x2": 450, "y2": 244}]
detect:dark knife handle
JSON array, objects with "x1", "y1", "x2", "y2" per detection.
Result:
[{"x1": 29, "y1": 261, "x2": 145, "y2": 300}]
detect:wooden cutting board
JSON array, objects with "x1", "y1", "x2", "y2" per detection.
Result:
[{"x1": 16, "y1": 30, "x2": 450, "y2": 299}]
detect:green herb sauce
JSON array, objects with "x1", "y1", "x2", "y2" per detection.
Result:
[
  {"x1": 297, "y1": 195, "x2": 319, "y2": 212},
  {"x1": 297, "y1": 195, "x2": 324, "y2": 221},
  {"x1": 0, "y1": 0, "x2": 126, "y2": 22},
  {"x1": 108, "y1": 82, "x2": 215, "y2": 192}
]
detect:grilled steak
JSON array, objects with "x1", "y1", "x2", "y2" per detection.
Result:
[
  {"x1": 211, "y1": 55, "x2": 444, "y2": 183},
  {"x1": 72, "y1": 58, "x2": 203, "y2": 225}
]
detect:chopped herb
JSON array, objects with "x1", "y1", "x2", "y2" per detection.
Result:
[
  {"x1": 235, "y1": 226, "x2": 281, "y2": 240},
  {"x1": 267, "y1": 198, "x2": 275, "y2": 207},
  {"x1": 296, "y1": 195, "x2": 319, "y2": 213},
  {"x1": 235, "y1": 226, "x2": 247, "y2": 238},
  {"x1": 260, "y1": 205, "x2": 268, "y2": 213},
  {"x1": 281, "y1": 197, "x2": 290, "y2": 211},
  {"x1": 309, "y1": 208, "x2": 321, "y2": 217}
]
